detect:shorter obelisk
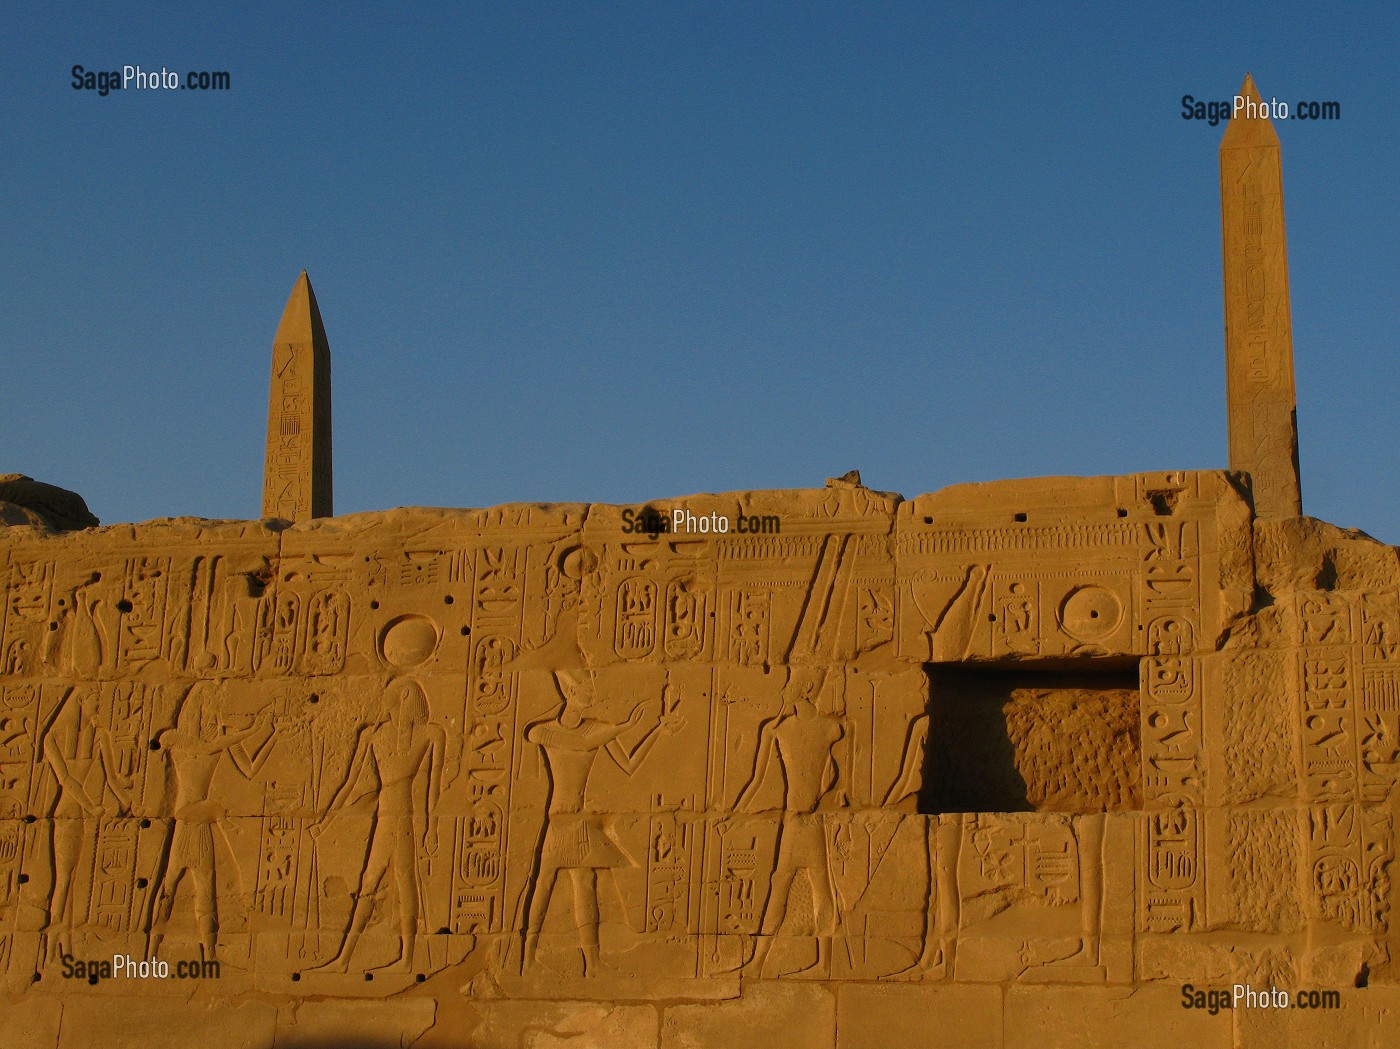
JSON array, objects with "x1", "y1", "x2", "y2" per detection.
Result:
[
  {"x1": 262, "y1": 271, "x2": 333, "y2": 520},
  {"x1": 1220, "y1": 73, "x2": 1302, "y2": 519}
]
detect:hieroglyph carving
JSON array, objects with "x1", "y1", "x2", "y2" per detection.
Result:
[{"x1": 3, "y1": 470, "x2": 1385, "y2": 1028}]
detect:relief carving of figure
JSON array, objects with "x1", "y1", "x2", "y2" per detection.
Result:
[
  {"x1": 884, "y1": 707, "x2": 960, "y2": 977},
  {"x1": 313, "y1": 676, "x2": 445, "y2": 974},
  {"x1": 42, "y1": 685, "x2": 131, "y2": 951},
  {"x1": 521, "y1": 670, "x2": 684, "y2": 976},
  {"x1": 147, "y1": 681, "x2": 275, "y2": 961},
  {"x1": 729, "y1": 667, "x2": 843, "y2": 977}
]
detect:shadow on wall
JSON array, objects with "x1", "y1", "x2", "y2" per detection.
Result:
[{"x1": 920, "y1": 663, "x2": 1143, "y2": 813}]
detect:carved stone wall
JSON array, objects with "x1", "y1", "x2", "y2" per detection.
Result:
[{"x1": 2, "y1": 471, "x2": 1397, "y2": 1046}]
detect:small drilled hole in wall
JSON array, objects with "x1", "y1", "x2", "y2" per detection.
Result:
[
  {"x1": 444, "y1": 595, "x2": 454, "y2": 605},
  {"x1": 136, "y1": 878, "x2": 148, "y2": 889},
  {"x1": 1013, "y1": 513, "x2": 1027, "y2": 523},
  {"x1": 116, "y1": 599, "x2": 134, "y2": 613}
]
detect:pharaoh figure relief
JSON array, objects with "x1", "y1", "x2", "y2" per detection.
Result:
[
  {"x1": 521, "y1": 670, "x2": 684, "y2": 975},
  {"x1": 148, "y1": 681, "x2": 275, "y2": 962}
]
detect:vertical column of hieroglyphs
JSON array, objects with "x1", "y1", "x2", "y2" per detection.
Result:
[
  {"x1": 1, "y1": 553, "x2": 57, "y2": 981},
  {"x1": 640, "y1": 536, "x2": 711, "y2": 962},
  {"x1": 1296, "y1": 592, "x2": 1393, "y2": 939},
  {"x1": 460, "y1": 535, "x2": 526, "y2": 939},
  {"x1": 262, "y1": 271, "x2": 333, "y2": 521},
  {"x1": 0, "y1": 678, "x2": 35, "y2": 979},
  {"x1": 0, "y1": 548, "x2": 35, "y2": 979},
  {"x1": 1136, "y1": 475, "x2": 1207, "y2": 933},
  {"x1": 1220, "y1": 74, "x2": 1302, "y2": 520},
  {"x1": 1298, "y1": 594, "x2": 1359, "y2": 805},
  {"x1": 1358, "y1": 592, "x2": 1400, "y2": 806}
]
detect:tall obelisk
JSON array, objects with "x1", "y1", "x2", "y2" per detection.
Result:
[
  {"x1": 262, "y1": 271, "x2": 333, "y2": 520},
  {"x1": 1220, "y1": 73, "x2": 1302, "y2": 519}
]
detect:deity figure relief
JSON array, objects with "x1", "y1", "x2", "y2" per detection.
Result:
[
  {"x1": 884, "y1": 708, "x2": 960, "y2": 977},
  {"x1": 884, "y1": 710, "x2": 930, "y2": 811},
  {"x1": 313, "y1": 676, "x2": 445, "y2": 974},
  {"x1": 729, "y1": 667, "x2": 844, "y2": 976},
  {"x1": 884, "y1": 697, "x2": 1105, "y2": 978},
  {"x1": 521, "y1": 670, "x2": 684, "y2": 976},
  {"x1": 148, "y1": 681, "x2": 275, "y2": 961},
  {"x1": 42, "y1": 686, "x2": 131, "y2": 949}
]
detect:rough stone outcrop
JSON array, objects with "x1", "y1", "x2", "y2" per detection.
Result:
[{"x1": 0, "y1": 475, "x2": 99, "y2": 532}]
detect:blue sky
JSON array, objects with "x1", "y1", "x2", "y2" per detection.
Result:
[{"x1": 4, "y1": 3, "x2": 1397, "y2": 542}]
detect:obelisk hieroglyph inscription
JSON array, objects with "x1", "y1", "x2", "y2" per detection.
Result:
[
  {"x1": 1220, "y1": 73, "x2": 1301, "y2": 519},
  {"x1": 262, "y1": 271, "x2": 333, "y2": 520}
]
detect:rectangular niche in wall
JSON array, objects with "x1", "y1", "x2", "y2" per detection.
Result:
[{"x1": 919, "y1": 663, "x2": 1142, "y2": 814}]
